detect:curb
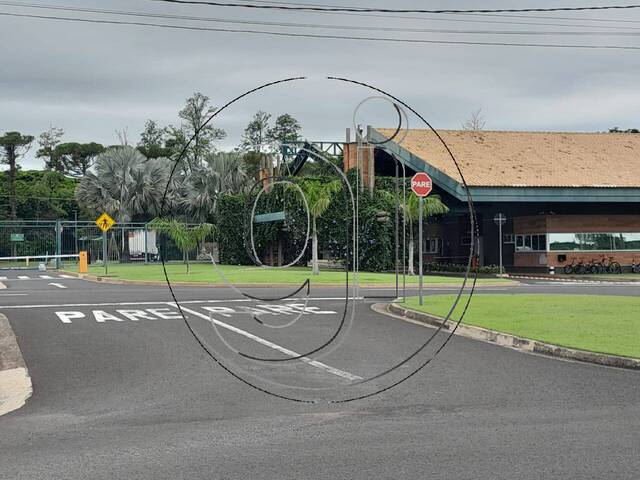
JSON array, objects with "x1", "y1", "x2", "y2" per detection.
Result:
[
  {"x1": 510, "y1": 274, "x2": 640, "y2": 285},
  {"x1": 0, "y1": 281, "x2": 5, "y2": 289},
  {"x1": 380, "y1": 303, "x2": 640, "y2": 370},
  {"x1": 0, "y1": 313, "x2": 32, "y2": 416},
  {"x1": 61, "y1": 271, "x2": 516, "y2": 289}
]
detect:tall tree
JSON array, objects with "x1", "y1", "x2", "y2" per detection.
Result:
[
  {"x1": 241, "y1": 110, "x2": 272, "y2": 153},
  {"x1": 289, "y1": 178, "x2": 341, "y2": 275},
  {"x1": 0, "y1": 131, "x2": 34, "y2": 220},
  {"x1": 402, "y1": 193, "x2": 449, "y2": 275},
  {"x1": 180, "y1": 151, "x2": 248, "y2": 222},
  {"x1": 52, "y1": 142, "x2": 105, "y2": 177},
  {"x1": 172, "y1": 92, "x2": 226, "y2": 169},
  {"x1": 75, "y1": 146, "x2": 173, "y2": 260},
  {"x1": 267, "y1": 113, "x2": 301, "y2": 146},
  {"x1": 137, "y1": 120, "x2": 172, "y2": 159},
  {"x1": 36, "y1": 125, "x2": 65, "y2": 171}
]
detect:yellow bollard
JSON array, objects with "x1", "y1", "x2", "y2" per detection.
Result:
[{"x1": 79, "y1": 251, "x2": 88, "y2": 273}]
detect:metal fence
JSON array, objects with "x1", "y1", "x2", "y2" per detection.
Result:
[{"x1": 0, "y1": 220, "x2": 208, "y2": 268}]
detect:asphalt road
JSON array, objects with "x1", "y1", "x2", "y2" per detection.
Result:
[{"x1": 0, "y1": 271, "x2": 639, "y2": 479}]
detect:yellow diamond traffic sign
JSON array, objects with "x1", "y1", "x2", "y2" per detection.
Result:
[{"x1": 95, "y1": 213, "x2": 116, "y2": 232}]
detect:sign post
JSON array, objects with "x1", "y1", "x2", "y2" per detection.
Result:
[
  {"x1": 493, "y1": 212, "x2": 507, "y2": 276},
  {"x1": 411, "y1": 172, "x2": 433, "y2": 306},
  {"x1": 95, "y1": 213, "x2": 116, "y2": 275}
]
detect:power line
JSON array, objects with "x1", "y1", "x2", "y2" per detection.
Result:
[
  {"x1": 239, "y1": 0, "x2": 640, "y2": 23},
  {"x1": 147, "y1": 0, "x2": 640, "y2": 15},
  {"x1": 2, "y1": 10, "x2": 639, "y2": 49},
  {"x1": 3, "y1": 2, "x2": 640, "y2": 35}
]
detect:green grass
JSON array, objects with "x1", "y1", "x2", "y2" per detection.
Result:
[
  {"x1": 71, "y1": 262, "x2": 515, "y2": 286},
  {"x1": 404, "y1": 294, "x2": 640, "y2": 359}
]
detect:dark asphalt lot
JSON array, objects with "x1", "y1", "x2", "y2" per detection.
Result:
[{"x1": 0, "y1": 272, "x2": 639, "y2": 479}]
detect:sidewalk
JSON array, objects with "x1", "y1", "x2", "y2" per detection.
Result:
[{"x1": 0, "y1": 313, "x2": 32, "y2": 416}]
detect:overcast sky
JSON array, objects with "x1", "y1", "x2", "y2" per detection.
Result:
[{"x1": 1, "y1": 0, "x2": 639, "y2": 169}]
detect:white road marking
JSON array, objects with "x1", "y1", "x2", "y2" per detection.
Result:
[
  {"x1": 0, "y1": 294, "x2": 29, "y2": 297},
  {"x1": 56, "y1": 311, "x2": 86, "y2": 324},
  {"x1": 172, "y1": 303, "x2": 362, "y2": 381},
  {"x1": 39, "y1": 275, "x2": 53, "y2": 279},
  {"x1": 59, "y1": 274, "x2": 75, "y2": 279},
  {"x1": 17, "y1": 276, "x2": 29, "y2": 280},
  {"x1": 48, "y1": 283, "x2": 67, "y2": 289},
  {"x1": 0, "y1": 276, "x2": 6, "y2": 280},
  {"x1": 0, "y1": 297, "x2": 359, "y2": 310}
]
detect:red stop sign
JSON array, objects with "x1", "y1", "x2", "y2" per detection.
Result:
[{"x1": 411, "y1": 172, "x2": 433, "y2": 197}]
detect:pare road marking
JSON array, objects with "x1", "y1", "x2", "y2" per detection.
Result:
[
  {"x1": 55, "y1": 308, "x2": 184, "y2": 324},
  {"x1": 54, "y1": 304, "x2": 338, "y2": 324}
]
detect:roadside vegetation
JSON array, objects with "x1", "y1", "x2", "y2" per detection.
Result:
[
  {"x1": 77, "y1": 263, "x2": 516, "y2": 286},
  {"x1": 403, "y1": 294, "x2": 640, "y2": 359}
]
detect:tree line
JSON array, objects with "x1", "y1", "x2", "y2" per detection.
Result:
[{"x1": 0, "y1": 92, "x2": 301, "y2": 221}]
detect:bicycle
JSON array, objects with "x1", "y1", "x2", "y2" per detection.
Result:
[
  {"x1": 631, "y1": 257, "x2": 640, "y2": 274},
  {"x1": 587, "y1": 258, "x2": 603, "y2": 275},
  {"x1": 600, "y1": 255, "x2": 622, "y2": 274},
  {"x1": 563, "y1": 258, "x2": 586, "y2": 275}
]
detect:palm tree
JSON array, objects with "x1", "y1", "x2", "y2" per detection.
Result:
[
  {"x1": 148, "y1": 218, "x2": 214, "y2": 274},
  {"x1": 180, "y1": 151, "x2": 248, "y2": 222},
  {"x1": 75, "y1": 146, "x2": 174, "y2": 260},
  {"x1": 290, "y1": 178, "x2": 341, "y2": 275},
  {"x1": 403, "y1": 193, "x2": 449, "y2": 275}
]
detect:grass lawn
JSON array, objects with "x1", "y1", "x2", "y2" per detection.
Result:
[
  {"x1": 403, "y1": 294, "x2": 640, "y2": 359},
  {"x1": 71, "y1": 262, "x2": 516, "y2": 286}
]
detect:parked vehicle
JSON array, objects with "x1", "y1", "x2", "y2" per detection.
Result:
[{"x1": 128, "y1": 229, "x2": 158, "y2": 261}]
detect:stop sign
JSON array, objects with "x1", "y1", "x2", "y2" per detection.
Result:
[{"x1": 411, "y1": 172, "x2": 433, "y2": 197}]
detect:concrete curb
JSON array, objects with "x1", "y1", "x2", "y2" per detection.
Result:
[
  {"x1": 61, "y1": 271, "x2": 516, "y2": 289},
  {"x1": 0, "y1": 313, "x2": 32, "y2": 416},
  {"x1": 0, "y1": 281, "x2": 6, "y2": 289},
  {"x1": 510, "y1": 274, "x2": 640, "y2": 285},
  {"x1": 380, "y1": 302, "x2": 640, "y2": 370}
]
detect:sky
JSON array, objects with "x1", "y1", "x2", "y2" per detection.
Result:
[{"x1": 1, "y1": 0, "x2": 639, "y2": 169}]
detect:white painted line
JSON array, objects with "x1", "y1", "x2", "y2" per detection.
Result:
[
  {"x1": 48, "y1": 283, "x2": 67, "y2": 289},
  {"x1": 59, "y1": 274, "x2": 75, "y2": 279},
  {"x1": 17, "y1": 276, "x2": 29, "y2": 280},
  {"x1": 0, "y1": 277, "x2": 6, "y2": 280},
  {"x1": 0, "y1": 297, "x2": 359, "y2": 310},
  {"x1": 172, "y1": 303, "x2": 362, "y2": 381},
  {"x1": 0, "y1": 294, "x2": 29, "y2": 296},
  {"x1": 39, "y1": 275, "x2": 53, "y2": 279}
]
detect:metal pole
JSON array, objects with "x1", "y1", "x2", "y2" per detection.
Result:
[
  {"x1": 394, "y1": 159, "x2": 399, "y2": 299},
  {"x1": 419, "y1": 197, "x2": 424, "y2": 305},
  {"x1": 144, "y1": 226, "x2": 148, "y2": 264},
  {"x1": 498, "y1": 220, "x2": 503, "y2": 275},
  {"x1": 74, "y1": 210, "x2": 78, "y2": 255},
  {"x1": 103, "y1": 230, "x2": 108, "y2": 276},
  {"x1": 55, "y1": 220, "x2": 62, "y2": 269}
]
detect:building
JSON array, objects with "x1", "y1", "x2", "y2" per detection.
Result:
[{"x1": 343, "y1": 128, "x2": 640, "y2": 272}]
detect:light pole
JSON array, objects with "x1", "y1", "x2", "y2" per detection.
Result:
[{"x1": 494, "y1": 213, "x2": 507, "y2": 276}]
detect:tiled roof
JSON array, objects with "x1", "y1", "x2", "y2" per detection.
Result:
[{"x1": 376, "y1": 128, "x2": 640, "y2": 188}]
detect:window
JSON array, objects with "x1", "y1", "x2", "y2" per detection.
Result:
[
  {"x1": 425, "y1": 237, "x2": 442, "y2": 254},
  {"x1": 548, "y1": 232, "x2": 640, "y2": 251},
  {"x1": 515, "y1": 234, "x2": 547, "y2": 252},
  {"x1": 503, "y1": 234, "x2": 515, "y2": 244}
]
